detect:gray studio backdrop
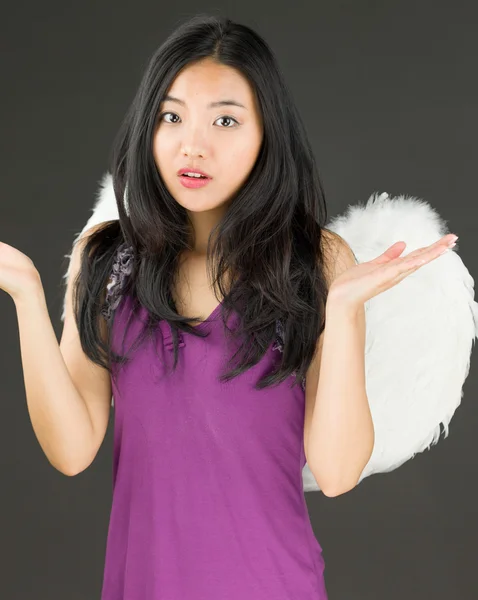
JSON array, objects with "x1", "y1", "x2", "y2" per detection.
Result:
[{"x1": 1, "y1": 1, "x2": 477, "y2": 599}]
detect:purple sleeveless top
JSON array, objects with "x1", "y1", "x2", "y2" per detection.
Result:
[{"x1": 100, "y1": 243, "x2": 328, "y2": 599}]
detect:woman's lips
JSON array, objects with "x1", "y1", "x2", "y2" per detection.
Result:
[{"x1": 179, "y1": 175, "x2": 212, "y2": 189}]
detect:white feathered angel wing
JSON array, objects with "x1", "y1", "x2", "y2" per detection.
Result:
[
  {"x1": 61, "y1": 173, "x2": 121, "y2": 322},
  {"x1": 62, "y1": 174, "x2": 478, "y2": 493},
  {"x1": 303, "y1": 192, "x2": 477, "y2": 492}
]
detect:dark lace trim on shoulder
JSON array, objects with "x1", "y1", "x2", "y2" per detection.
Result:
[
  {"x1": 273, "y1": 319, "x2": 306, "y2": 392},
  {"x1": 101, "y1": 242, "x2": 134, "y2": 322}
]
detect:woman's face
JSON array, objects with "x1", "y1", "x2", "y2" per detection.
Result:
[{"x1": 152, "y1": 58, "x2": 264, "y2": 215}]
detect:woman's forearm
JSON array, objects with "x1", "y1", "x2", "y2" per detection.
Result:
[
  {"x1": 14, "y1": 281, "x2": 96, "y2": 475},
  {"x1": 307, "y1": 298, "x2": 374, "y2": 496}
]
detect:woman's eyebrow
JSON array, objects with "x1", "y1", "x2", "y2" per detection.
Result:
[{"x1": 162, "y1": 95, "x2": 248, "y2": 110}]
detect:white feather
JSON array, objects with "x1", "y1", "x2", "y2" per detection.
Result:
[
  {"x1": 303, "y1": 192, "x2": 478, "y2": 491},
  {"x1": 60, "y1": 172, "x2": 121, "y2": 322}
]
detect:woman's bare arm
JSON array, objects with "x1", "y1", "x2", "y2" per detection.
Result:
[{"x1": 15, "y1": 228, "x2": 112, "y2": 475}]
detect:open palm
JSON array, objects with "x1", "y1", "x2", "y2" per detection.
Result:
[
  {"x1": 329, "y1": 233, "x2": 458, "y2": 308},
  {"x1": 0, "y1": 241, "x2": 39, "y2": 301}
]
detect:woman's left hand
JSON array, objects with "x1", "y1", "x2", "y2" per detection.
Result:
[{"x1": 328, "y1": 233, "x2": 458, "y2": 310}]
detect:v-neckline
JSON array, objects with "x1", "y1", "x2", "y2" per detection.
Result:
[{"x1": 189, "y1": 298, "x2": 225, "y2": 331}]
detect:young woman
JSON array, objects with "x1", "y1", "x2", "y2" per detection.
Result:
[{"x1": 0, "y1": 14, "x2": 461, "y2": 600}]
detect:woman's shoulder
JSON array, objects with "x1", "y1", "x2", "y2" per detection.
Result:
[
  {"x1": 320, "y1": 228, "x2": 357, "y2": 287},
  {"x1": 321, "y1": 227, "x2": 352, "y2": 251}
]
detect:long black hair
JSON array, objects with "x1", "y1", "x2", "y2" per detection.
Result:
[{"x1": 68, "y1": 14, "x2": 334, "y2": 392}]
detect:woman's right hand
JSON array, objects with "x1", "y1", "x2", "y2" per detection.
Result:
[{"x1": 0, "y1": 241, "x2": 42, "y2": 302}]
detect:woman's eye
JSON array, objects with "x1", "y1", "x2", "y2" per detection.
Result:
[
  {"x1": 215, "y1": 116, "x2": 239, "y2": 128},
  {"x1": 158, "y1": 112, "x2": 238, "y2": 128},
  {"x1": 160, "y1": 112, "x2": 179, "y2": 124}
]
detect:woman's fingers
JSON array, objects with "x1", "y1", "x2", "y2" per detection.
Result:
[
  {"x1": 383, "y1": 234, "x2": 457, "y2": 279},
  {"x1": 380, "y1": 234, "x2": 457, "y2": 288},
  {"x1": 402, "y1": 235, "x2": 457, "y2": 269},
  {"x1": 375, "y1": 234, "x2": 456, "y2": 267},
  {"x1": 401, "y1": 234, "x2": 457, "y2": 263},
  {"x1": 371, "y1": 241, "x2": 407, "y2": 265}
]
